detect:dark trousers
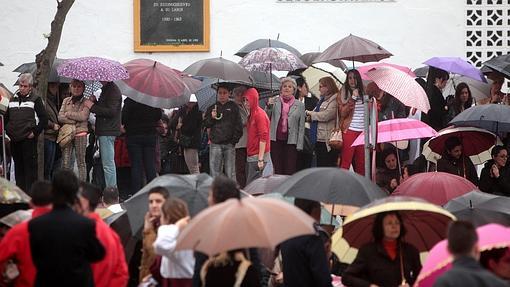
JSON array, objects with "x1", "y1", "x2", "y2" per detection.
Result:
[
  {"x1": 44, "y1": 139, "x2": 57, "y2": 180},
  {"x1": 11, "y1": 138, "x2": 37, "y2": 194},
  {"x1": 315, "y1": 141, "x2": 338, "y2": 167},
  {"x1": 235, "y1": 148, "x2": 247, "y2": 188},
  {"x1": 271, "y1": 140, "x2": 298, "y2": 175},
  {"x1": 126, "y1": 134, "x2": 158, "y2": 194}
]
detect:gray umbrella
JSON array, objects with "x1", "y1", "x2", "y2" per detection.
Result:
[
  {"x1": 183, "y1": 57, "x2": 252, "y2": 84},
  {"x1": 123, "y1": 173, "x2": 213, "y2": 235},
  {"x1": 250, "y1": 70, "x2": 280, "y2": 93},
  {"x1": 413, "y1": 66, "x2": 429, "y2": 78},
  {"x1": 314, "y1": 34, "x2": 392, "y2": 64},
  {"x1": 235, "y1": 38, "x2": 301, "y2": 58},
  {"x1": 13, "y1": 57, "x2": 71, "y2": 83},
  {"x1": 300, "y1": 52, "x2": 347, "y2": 71},
  {"x1": 482, "y1": 53, "x2": 510, "y2": 79},
  {"x1": 449, "y1": 104, "x2": 510, "y2": 133},
  {"x1": 272, "y1": 167, "x2": 387, "y2": 206}
]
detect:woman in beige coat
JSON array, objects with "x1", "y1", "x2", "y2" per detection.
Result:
[
  {"x1": 306, "y1": 77, "x2": 339, "y2": 167},
  {"x1": 58, "y1": 79, "x2": 90, "y2": 181}
]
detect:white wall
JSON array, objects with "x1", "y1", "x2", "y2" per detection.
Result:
[{"x1": 0, "y1": 0, "x2": 464, "y2": 90}]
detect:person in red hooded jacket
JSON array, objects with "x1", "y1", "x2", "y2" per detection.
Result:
[
  {"x1": 244, "y1": 88, "x2": 271, "y2": 184},
  {"x1": 0, "y1": 181, "x2": 52, "y2": 287},
  {"x1": 77, "y1": 182, "x2": 129, "y2": 287}
]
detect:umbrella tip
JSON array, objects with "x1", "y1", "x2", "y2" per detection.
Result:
[
  {"x1": 469, "y1": 199, "x2": 473, "y2": 209},
  {"x1": 276, "y1": 33, "x2": 280, "y2": 40},
  {"x1": 153, "y1": 61, "x2": 157, "y2": 68},
  {"x1": 220, "y1": 50, "x2": 223, "y2": 57}
]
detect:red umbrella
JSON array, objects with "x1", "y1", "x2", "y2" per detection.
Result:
[
  {"x1": 422, "y1": 126, "x2": 500, "y2": 165},
  {"x1": 392, "y1": 172, "x2": 477, "y2": 206},
  {"x1": 117, "y1": 59, "x2": 196, "y2": 108},
  {"x1": 314, "y1": 34, "x2": 392, "y2": 64}
]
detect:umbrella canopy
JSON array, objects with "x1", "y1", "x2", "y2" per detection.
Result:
[
  {"x1": 116, "y1": 59, "x2": 194, "y2": 109},
  {"x1": 273, "y1": 167, "x2": 387, "y2": 208},
  {"x1": 183, "y1": 57, "x2": 252, "y2": 84},
  {"x1": 250, "y1": 70, "x2": 281, "y2": 97},
  {"x1": 416, "y1": 223, "x2": 510, "y2": 287},
  {"x1": 13, "y1": 57, "x2": 71, "y2": 83},
  {"x1": 482, "y1": 53, "x2": 510, "y2": 79},
  {"x1": 239, "y1": 47, "x2": 306, "y2": 72},
  {"x1": 104, "y1": 210, "x2": 140, "y2": 263},
  {"x1": 0, "y1": 83, "x2": 14, "y2": 99},
  {"x1": 301, "y1": 62, "x2": 346, "y2": 96},
  {"x1": 422, "y1": 126, "x2": 499, "y2": 165},
  {"x1": 175, "y1": 197, "x2": 315, "y2": 256},
  {"x1": 342, "y1": 196, "x2": 456, "y2": 252},
  {"x1": 314, "y1": 34, "x2": 392, "y2": 63},
  {"x1": 449, "y1": 104, "x2": 510, "y2": 133},
  {"x1": 0, "y1": 209, "x2": 32, "y2": 227},
  {"x1": 443, "y1": 191, "x2": 510, "y2": 227},
  {"x1": 123, "y1": 173, "x2": 212, "y2": 235},
  {"x1": 300, "y1": 52, "x2": 348, "y2": 70},
  {"x1": 352, "y1": 118, "x2": 437, "y2": 147},
  {"x1": 57, "y1": 56, "x2": 129, "y2": 81},
  {"x1": 365, "y1": 66, "x2": 431, "y2": 113},
  {"x1": 0, "y1": 177, "x2": 30, "y2": 204},
  {"x1": 244, "y1": 174, "x2": 289, "y2": 195},
  {"x1": 442, "y1": 75, "x2": 492, "y2": 102},
  {"x1": 413, "y1": 66, "x2": 429, "y2": 78},
  {"x1": 235, "y1": 38, "x2": 301, "y2": 58},
  {"x1": 423, "y1": 57, "x2": 487, "y2": 83},
  {"x1": 392, "y1": 172, "x2": 476, "y2": 206},
  {"x1": 358, "y1": 62, "x2": 415, "y2": 80}
]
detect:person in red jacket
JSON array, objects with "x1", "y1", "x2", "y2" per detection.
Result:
[
  {"x1": 0, "y1": 181, "x2": 52, "y2": 287},
  {"x1": 78, "y1": 182, "x2": 129, "y2": 287},
  {"x1": 244, "y1": 88, "x2": 271, "y2": 184}
]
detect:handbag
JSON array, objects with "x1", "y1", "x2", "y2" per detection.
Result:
[
  {"x1": 328, "y1": 108, "x2": 343, "y2": 150},
  {"x1": 179, "y1": 134, "x2": 193, "y2": 148},
  {"x1": 56, "y1": 124, "x2": 76, "y2": 148}
]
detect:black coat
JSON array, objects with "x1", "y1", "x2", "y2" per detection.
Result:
[
  {"x1": 437, "y1": 154, "x2": 479, "y2": 186},
  {"x1": 433, "y1": 256, "x2": 509, "y2": 287},
  {"x1": 170, "y1": 104, "x2": 203, "y2": 149},
  {"x1": 280, "y1": 233, "x2": 332, "y2": 287},
  {"x1": 121, "y1": 97, "x2": 162, "y2": 136},
  {"x1": 203, "y1": 259, "x2": 260, "y2": 287},
  {"x1": 479, "y1": 160, "x2": 510, "y2": 196},
  {"x1": 28, "y1": 206, "x2": 105, "y2": 287},
  {"x1": 342, "y1": 241, "x2": 422, "y2": 287},
  {"x1": 204, "y1": 100, "x2": 243, "y2": 145},
  {"x1": 90, "y1": 82, "x2": 122, "y2": 136},
  {"x1": 303, "y1": 95, "x2": 319, "y2": 112},
  {"x1": 422, "y1": 85, "x2": 446, "y2": 131}
]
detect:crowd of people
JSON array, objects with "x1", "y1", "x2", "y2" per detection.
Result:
[{"x1": 0, "y1": 60, "x2": 509, "y2": 286}]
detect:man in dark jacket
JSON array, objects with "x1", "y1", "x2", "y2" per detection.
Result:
[
  {"x1": 43, "y1": 82, "x2": 60, "y2": 180},
  {"x1": 280, "y1": 198, "x2": 332, "y2": 287},
  {"x1": 6, "y1": 73, "x2": 48, "y2": 193},
  {"x1": 433, "y1": 221, "x2": 508, "y2": 287},
  {"x1": 28, "y1": 169, "x2": 105, "y2": 287},
  {"x1": 204, "y1": 84, "x2": 243, "y2": 180},
  {"x1": 84, "y1": 81, "x2": 122, "y2": 188}
]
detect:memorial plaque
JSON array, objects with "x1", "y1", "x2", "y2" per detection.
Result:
[{"x1": 134, "y1": 0, "x2": 210, "y2": 52}]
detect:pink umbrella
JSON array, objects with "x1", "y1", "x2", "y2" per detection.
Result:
[
  {"x1": 57, "y1": 56, "x2": 129, "y2": 81},
  {"x1": 392, "y1": 172, "x2": 476, "y2": 206},
  {"x1": 351, "y1": 118, "x2": 437, "y2": 146},
  {"x1": 117, "y1": 59, "x2": 198, "y2": 109},
  {"x1": 366, "y1": 66, "x2": 430, "y2": 114},
  {"x1": 358, "y1": 62, "x2": 415, "y2": 80},
  {"x1": 416, "y1": 224, "x2": 510, "y2": 287}
]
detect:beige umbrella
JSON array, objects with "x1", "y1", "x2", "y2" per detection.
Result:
[
  {"x1": 175, "y1": 197, "x2": 316, "y2": 256},
  {"x1": 302, "y1": 62, "x2": 345, "y2": 96}
]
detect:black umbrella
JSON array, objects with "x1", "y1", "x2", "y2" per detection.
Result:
[
  {"x1": 123, "y1": 173, "x2": 212, "y2": 235},
  {"x1": 443, "y1": 191, "x2": 510, "y2": 227},
  {"x1": 250, "y1": 70, "x2": 280, "y2": 98},
  {"x1": 482, "y1": 53, "x2": 510, "y2": 79},
  {"x1": 413, "y1": 66, "x2": 429, "y2": 78},
  {"x1": 300, "y1": 52, "x2": 348, "y2": 71},
  {"x1": 272, "y1": 167, "x2": 387, "y2": 207},
  {"x1": 183, "y1": 57, "x2": 252, "y2": 84},
  {"x1": 0, "y1": 62, "x2": 3, "y2": 66},
  {"x1": 449, "y1": 104, "x2": 510, "y2": 133},
  {"x1": 13, "y1": 57, "x2": 71, "y2": 83},
  {"x1": 235, "y1": 38, "x2": 301, "y2": 58}
]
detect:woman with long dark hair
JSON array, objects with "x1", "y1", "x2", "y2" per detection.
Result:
[{"x1": 445, "y1": 82, "x2": 473, "y2": 124}]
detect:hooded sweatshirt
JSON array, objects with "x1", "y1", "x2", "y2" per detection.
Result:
[{"x1": 245, "y1": 88, "x2": 270, "y2": 158}]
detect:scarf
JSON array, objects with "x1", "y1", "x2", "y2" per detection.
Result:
[
  {"x1": 276, "y1": 96, "x2": 295, "y2": 140},
  {"x1": 309, "y1": 96, "x2": 325, "y2": 145}
]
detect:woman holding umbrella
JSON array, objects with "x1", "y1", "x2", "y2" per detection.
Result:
[
  {"x1": 479, "y1": 145, "x2": 510, "y2": 196},
  {"x1": 437, "y1": 136, "x2": 479, "y2": 186},
  {"x1": 342, "y1": 211, "x2": 422, "y2": 287}
]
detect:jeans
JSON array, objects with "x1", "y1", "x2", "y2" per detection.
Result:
[
  {"x1": 44, "y1": 139, "x2": 57, "y2": 180},
  {"x1": 98, "y1": 135, "x2": 117, "y2": 188},
  {"x1": 209, "y1": 143, "x2": 236, "y2": 180},
  {"x1": 127, "y1": 134, "x2": 158, "y2": 193}
]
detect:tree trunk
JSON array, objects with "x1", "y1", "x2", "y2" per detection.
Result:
[{"x1": 34, "y1": 0, "x2": 75, "y2": 179}]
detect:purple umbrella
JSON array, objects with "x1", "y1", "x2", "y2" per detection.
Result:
[
  {"x1": 423, "y1": 57, "x2": 487, "y2": 83},
  {"x1": 57, "y1": 56, "x2": 129, "y2": 81}
]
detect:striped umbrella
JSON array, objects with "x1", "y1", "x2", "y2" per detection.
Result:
[
  {"x1": 352, "y1": 118, "x2": 437, "y2": 146},
  {"x1": 366, "y1": 66, "x2": 431, "y2": 114},
  {"x1": 358, "y1": 62, "x2": 415, "y2": 80}
]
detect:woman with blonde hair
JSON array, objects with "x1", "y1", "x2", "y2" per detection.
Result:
[
  {"x1": 153, "y1": 197, "x2": 194, "y2": 287},
  {"x1": 266, "y1": 77, "x2": 305, "y2": 174},
  {"x1": 305, "y1": 76, "x2": 339, "y2": 167},
  {"x1": 58, "y1": 79, "x2": 90, "y2": 181}
]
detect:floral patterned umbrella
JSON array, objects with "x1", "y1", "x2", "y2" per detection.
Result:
[
  {"x1": 57, "y1": 56, "x2": 129, "y2": 81},
  {"x1": 239, "y1": 47, "x2": 306, "y2": 72}
]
